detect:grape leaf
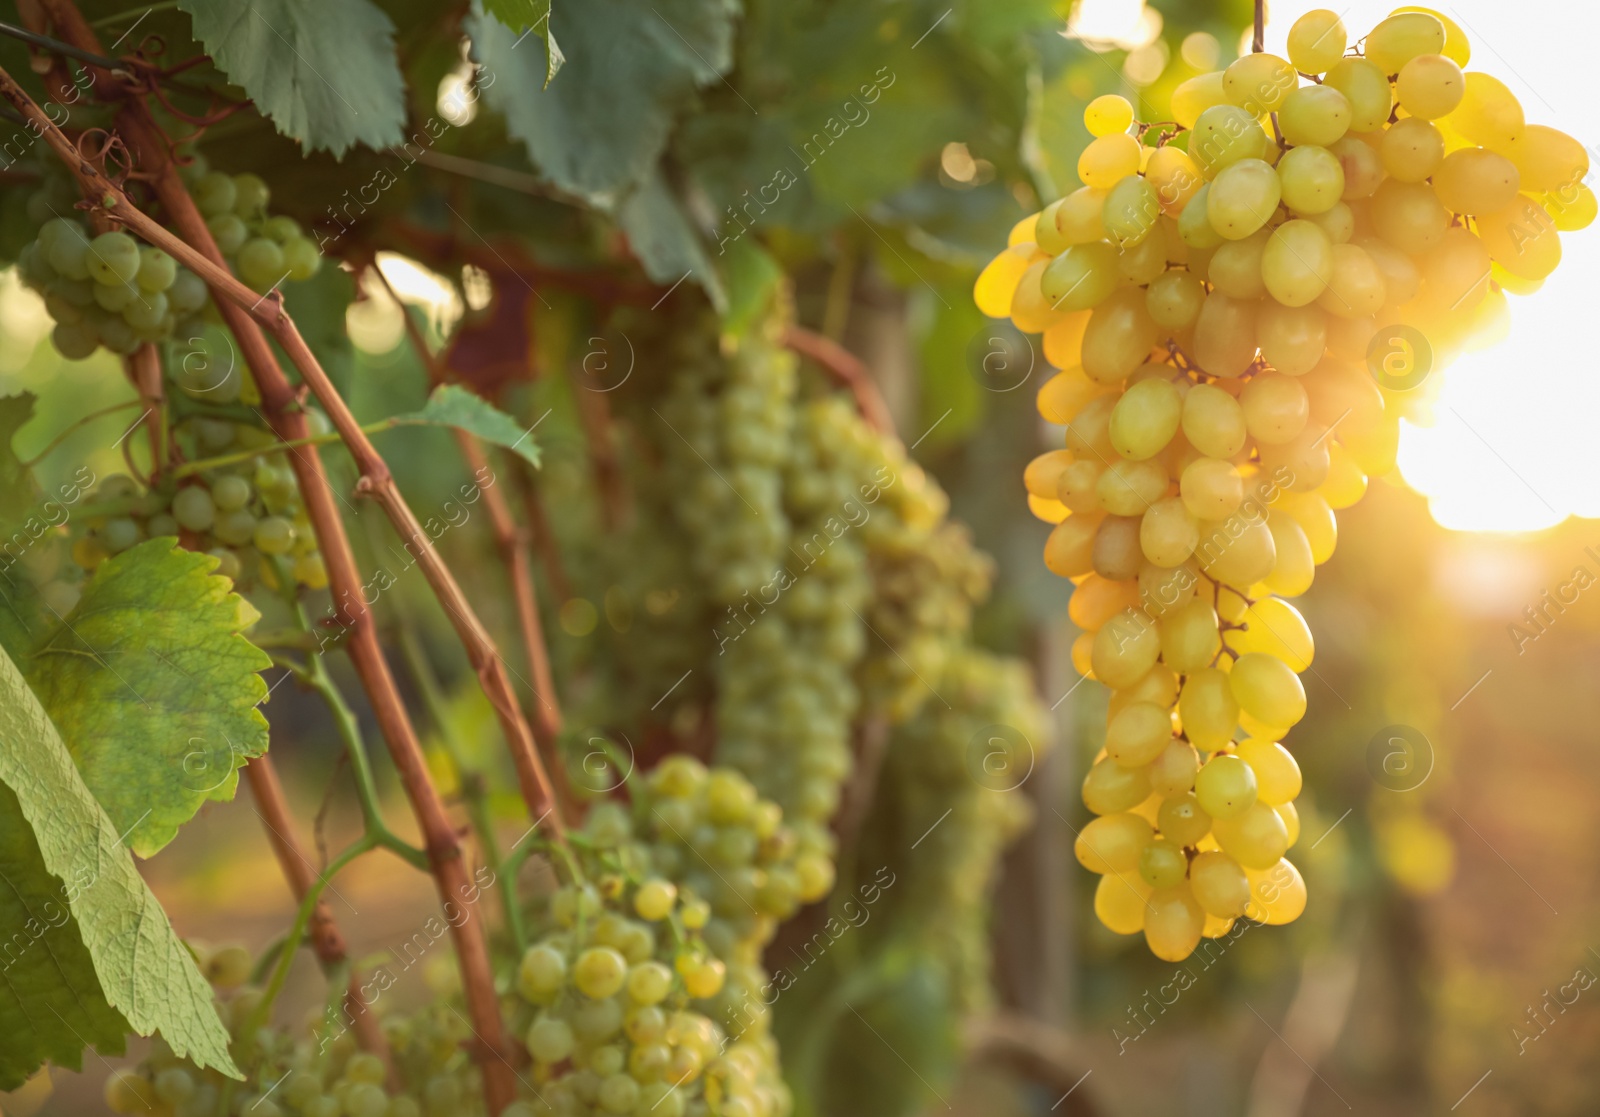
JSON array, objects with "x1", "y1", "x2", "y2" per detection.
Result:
[
  {"x1": 398, "y1": 384, "x2": 542, "y2": 467},
  {"x1": 0, "y1": 643, "x2": 239, "y2": 1087},
  {"x1": 617, "y1": 172, "x2": 726, "y2": 311},
  {"x1": 176, "y1": 0, "x2": 408, "y2": 158},
  {"x1": 718, "y1": 239, "x2": 781, "y2": 337},
  {"x1": 22, "y1": 541, "x2": 270, "y2": 858},
  {"x1": 468, "y1": 0, "x2": 739, "y2": 204},
  {"x1": 480, "y1": 0, "x2": 564, "y2": 86},
  {"x1": 0, "y1": 781, "x2": 128, "y2": 1091}
]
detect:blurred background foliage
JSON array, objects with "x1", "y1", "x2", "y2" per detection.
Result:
[{"x1": 2, "y1": 0, "x2": 1598, "y2": 1114}]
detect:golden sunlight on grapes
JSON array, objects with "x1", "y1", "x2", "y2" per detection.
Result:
[
  {"x1": 1265, "y1": 0, "x2": 1600, "y2": 532},
  {"x1": 987, "y1": 2, "x2": 1591, "y2": 959}
]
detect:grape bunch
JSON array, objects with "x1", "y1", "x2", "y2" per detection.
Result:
[
  {"x1": 876, "y1": 648, "x2": 1043, "y2": 1009},
  {"x1": 511, "y1": 759, "x2": 800, "y2": 1117},
  {"x1": 976, "y1": 5, "x2": 1591, "y2": 960},
  {"x1": 16, "y1": 153, "x2": 322, "y2": 363},
  {"x1": 653, "y1": 331, "x2": 856, "y2": 904},
  {"x1": 104, "y1": 940, "x2": 491, "y2": 1116},
  {"x1": 70, "y1": 418, "x2": 328, "y2": 594}
]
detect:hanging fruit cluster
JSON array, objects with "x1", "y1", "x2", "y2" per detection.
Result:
[{"x1": 978, "y1": 6, "x2": 1589, "y2": 960}]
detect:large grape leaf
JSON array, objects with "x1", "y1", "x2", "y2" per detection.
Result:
[
  {"x1": 0, "y1": 643, "x2": 239, "y2": 1087},
  {"x1": 468, "y1": 0, "x2": 739, "y2": 205},
  {"x1": 21, "y1": 541, "x2": 270, "y2": 858},
  {"x1": 617, "y1": 172, "x2": 726, "y2": 311},
  {"x1": 176, "y1": 0, "x2": 408, "y2": 158},
  {"x1": 481, "y1": 0, "x2": 564, "y2": 86}
]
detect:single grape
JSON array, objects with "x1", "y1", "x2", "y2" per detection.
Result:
[
  {"x1": 52, "y1": 320, "x2": 99, "y2": 360},
  {"x1": 517, "y1": 942, "x2": 567, "y2": 1000},
  {"x1": 93, "y1": 279, "x2": 138, "y2": 313},
  {"x1": 1138, "y1": 838, "x2": 1188, "y2": 890},
  {"x1": 283, "y1": 237, "x2": 323, "y2": 281},
  {"x1": 232, "y1": 172, "x2": 271, "y2": 218},
  {"x1": 154, "y1": 1066, "x2": 196, "y2": 1104},
  {"x1": 102, "y1": 517, "x2": 142, "y2": 553},
  {"x1": 123, "y1": 291, "x2": 169, "y2": 332},
  {"x1": 208, "y1": 548, "x2": 243, "y2": 581},
  {"x1": 633, "y1": 878, "x2": 677, "y2": 921},
  {"x1": 526, "y1": 1015, "x2": 575, "y2": 1062},
  {"x1": 625, "y1": 960, "x2": 673, "y2": 1006},
  {"x1": 208, "y1": 213, "x2": 248, "y2": 254},
  {"x1": 1083, "y1": 93, "x2": 1134, "y2": 137},
  {"x1": 212, "y1": 475, "x2": 253, "y2": 511},
  {"x1": 239, "y1": 237, "x2": 287, "y2": 290},
  {"x1": 137, "y1": 247, "x2": 177, "y2": 292},
  {"x1": 104, "y1": 1068, "x2": 153, "y2": 1114},
  {"x1": 172, "y1": 486, "x2": 217, "y2": 531},
  {"x1": 679, "y1": 956, "x2": 726, "y2": 999},
  {"x1": 193, "y1": 172, "x2": 238, "y2": 217},
  {"x1": 1286, "y1": 9, "x2": 1346, "y2": 73},
  {"x1": 169, "y1": 268, "x2": 210, "y2": 314},
  {"x1": 46, "y1": 222, "x2": 93, "y2": 280},
  {"x1": 87, "y1": 231, "x2": 142, "y2": 286},
  {"x1": 574, "y1": 946, "x2": 628, "y2": 999},
  {"x1": 253, "y1": 515, "x2": 296, "y2": 555},
  {"x1": 292, "y1": 550, "x2": 328, "y2": 589},
  {"x1": 213, "y1": 508, "x2": 258, "y2": 547}
]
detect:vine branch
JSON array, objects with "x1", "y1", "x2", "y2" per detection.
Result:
[{"x1": 781, "y1": 324, "x2": 896, "y2": 437}]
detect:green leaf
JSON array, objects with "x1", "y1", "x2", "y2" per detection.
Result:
[
  {"x1": 719, "y1": 239, "x2": 782, "y2": 337},
  {"x1": 0, "y1": 642, "x2": 239, "y2": 1087},
  {"x1": 176, "y1": 0, "x2": 408, "y2": 158},
  {"x1": 617, "y1": 171, "x2": 726, "y2": 311},
  {"x1": 22, "y1": 541, "x2": 270, "y2": 858},
  {"x1": 0, "y1": 392, "x2": 36, "y2": 528},
  {"x1": 481, "y1": 0, "x2": 564, "y2": 86},
  {"x1": 0, "y1": 779, "x2": 128, "y2": 1090},
  {"x1": 399, "y1": 384, "x2": 542, "y2": 467},
  {"x1": 468, "y1": 0, "x2": 739, "y2": 204}
]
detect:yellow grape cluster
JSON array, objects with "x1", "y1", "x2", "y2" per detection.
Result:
[{"x1": 977, "y1": 7, "x2": 1590, "y2": 962}]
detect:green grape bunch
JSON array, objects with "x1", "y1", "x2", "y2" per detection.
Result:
[
  {"x1": 70, "y1": 410, "x2": 330, "y2": 595},
  {"x1": 16, "y1": 153, "x2": 323, "y2": 365}
]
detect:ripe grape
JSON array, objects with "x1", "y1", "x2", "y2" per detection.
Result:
[
  {"x1": 192, "y1": 171, "x2": 238, "y2": 216},
  {"x1": 1286, "y1": 9, "x2": 1346, "y2": 73},
  {"x1": 1084, "y1": 94, "x2": 1134, "y2": 137}
]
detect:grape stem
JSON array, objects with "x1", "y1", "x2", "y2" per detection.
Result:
[
  {"x1": 1252, "y1": 0, "x2": 1265, "y2": 53},
  {"x1": 0, "y1": 18, "x2": 118, "y2": 70},
  {"x1": 3, "y1": 14, "x2": 521, "y2": 1108},
  {"x1": 125, "y1": 342, "x2": 164, "y2": 479},
  {"x1": 781, "y1": 324, "x2": 897, "y2": 436},
  {"x1": 271, "y1": 579, "x2": 430, "y2": 872},
  {"x1": 17, "y1": 398, "x2": 142, "y2": 467}
]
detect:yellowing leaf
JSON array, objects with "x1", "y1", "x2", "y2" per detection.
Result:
[{"x1": 23, "y1": 540, "x2": 270, "y2": 858}]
